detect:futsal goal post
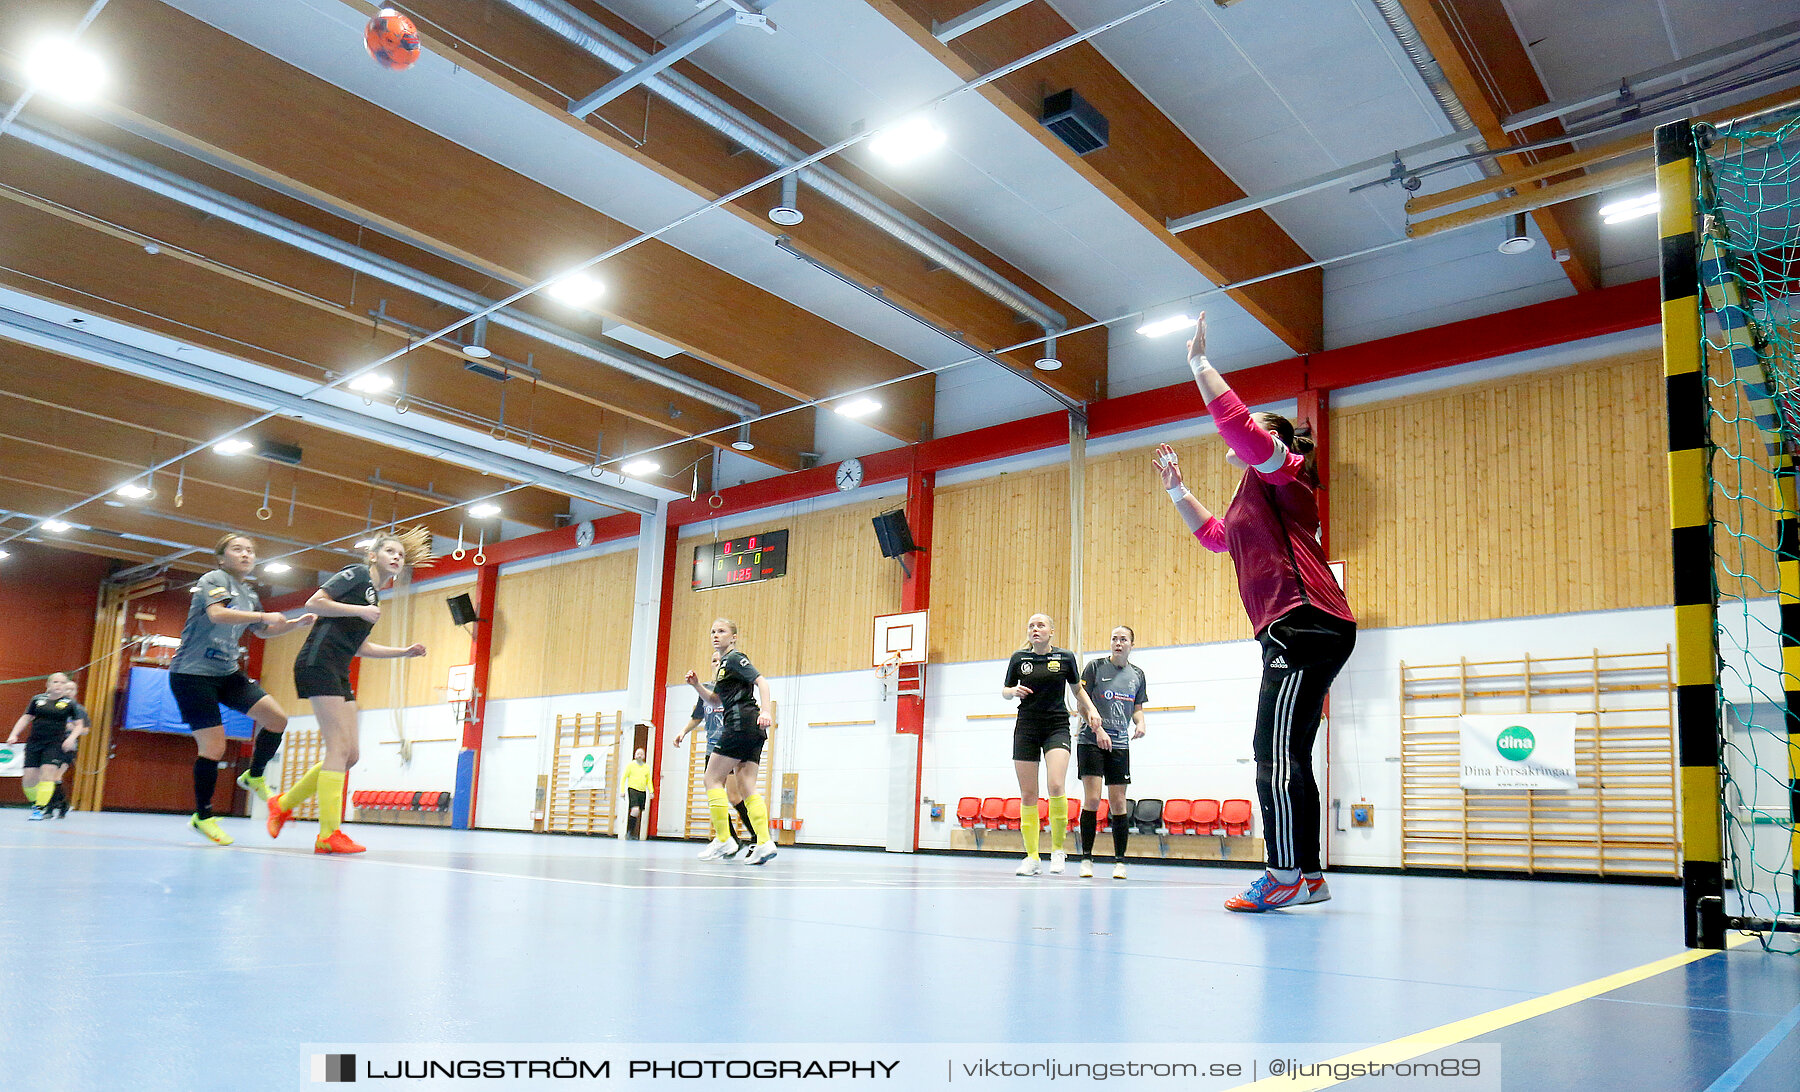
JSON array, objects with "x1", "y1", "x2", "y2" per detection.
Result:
[{"x1": 1658, "y1": 102, "x2": 1800, "y2": 951}]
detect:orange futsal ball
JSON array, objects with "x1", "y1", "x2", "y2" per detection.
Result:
[{"x1": 365, "y1": 8, "x2": 422, "y2": 71}]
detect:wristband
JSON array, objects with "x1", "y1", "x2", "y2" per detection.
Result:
[
  {"x1": 1166, "y1": 485, "x2": 1189, "y2": 503},
  {"x1": 1188, "y1": 353, "x2": 1214, "y2": 377}
]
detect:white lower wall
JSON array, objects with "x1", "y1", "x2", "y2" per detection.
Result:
[
  {"x1": 296, "y1": 604, "x2": 1755, "y2": 871},
  {"x1": 270, "y1": 703, "x2": 461, "y2": 804}
]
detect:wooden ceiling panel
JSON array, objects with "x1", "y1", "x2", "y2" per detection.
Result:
[
  {"x1": 384, "y1": 0, "x2": 1105, "y2": 401},
  {"x1": 62, "y1": 0, "x2": 938, "y2": 441},
  {"x1": 868, "y1": 1, "x2": 1324, "y2": 354},
  {"x1": 1394, "y1": 0, "x2": 1602, "y2": 291}
]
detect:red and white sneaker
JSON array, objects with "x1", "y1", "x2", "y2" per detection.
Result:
[
  {"x1": 314, "y1": 830, "x2": 366, "y2": 855},
  {"x1": 1224, "y1": 871, "x2": 1304, "y2": 912},
  {"x1": 266, "y1": 796, "x2": 294, "y2": 840},
  {"x1": 1297, "y1": 875, "x2": 1331, "y2": 905}
]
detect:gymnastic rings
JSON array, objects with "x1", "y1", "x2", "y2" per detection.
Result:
[
  {"x1": 473, "y1": 528, "x2": 486, "y2": 566},
  {"x1": 708, "y1": 493, "x2": 725, "y2": 510},
  {"x1": 256, "y1": 480, "x2": 273, "y2": 521},
  {"x1": 394, "y1": 396, "x2": 410, "y2": 414},
  {"x1": 452, "y1": 521, "x2": 466, "y2": 561}
]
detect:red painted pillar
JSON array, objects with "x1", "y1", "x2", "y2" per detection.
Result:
[
  {"x1": 645, "y1": 520, "x2": 681, "y2": 837},
  {"x1": 1297, "y1": 386, "x2": 1334, "y2": 863},
  {"x1": 453, "y1": 561, "x2": 499, "y2": 829},
  {"x1": 898, "y1": 459, "x2": 935, "y2": 849},
  {"x1": 1298, "y1": 387, "x2": 1330, "y2": 554}
]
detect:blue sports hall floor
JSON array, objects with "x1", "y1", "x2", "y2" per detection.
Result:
[{"x1": 1, "y1": 810, "x2": 1794, "y2": 1091}]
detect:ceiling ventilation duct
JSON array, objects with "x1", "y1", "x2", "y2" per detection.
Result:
[{"x1": 1041, "y1": 89, "x2": 1109, "y2": 155}]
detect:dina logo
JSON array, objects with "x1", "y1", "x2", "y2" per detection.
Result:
[
  {"x1": 1496, "y1": 725, "x2": 1536, "y2": 762},
  {"x1": 582, "y1": 754, "x2": 595, "y2": 774}
]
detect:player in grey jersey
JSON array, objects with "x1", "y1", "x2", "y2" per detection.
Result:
[
  {"x1": 1077, "y1": 626, "x2": 1148, "y2": 879},
  {"x1": 169, "y1": 533, "x2": 314, "y2": 845}
]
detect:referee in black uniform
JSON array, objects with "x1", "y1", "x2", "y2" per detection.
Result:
[{"x1": 1002, "y1": 613, "x2": 1101, "y2": 876}]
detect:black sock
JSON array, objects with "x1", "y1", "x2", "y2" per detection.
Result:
[
  {"x1": 1080, "y1": 808, "x2": 1098, "y2": 859},
  {"x1": 50, "y1": 782, "x2": 67, "y2": 811},
  {"x1": 735, "y1": 801, "x2": 755, "y2": 842},
  {"x1": 249, "y1": 729, "x2": 283, "y2": 778},
  {"x1": 1111, "y1": 814, "x2": 1130, "y2": 860},
  {"x1": 193, "y1": 758, "x2": 218, "y2": 819}
]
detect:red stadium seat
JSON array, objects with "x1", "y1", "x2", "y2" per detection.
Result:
[
  {"x1": 1067, "y1": 802, "x2": 1082, "y2": 832},
  {"x1": 1191, "y1": 798, "x2": 1221, "y2": 836},
  {"x1": 1094, "y1": 798, "x2": 1109, "y2": 827},
  {"x1": 979, "y1": 796, "x2": 1005, "y2": 829},
  {"x1": 1163, "y1": 798, "x2": 1192, "y2": 834},
  {"x1": 956, "y1": 797, "x2": 981, "y2": 828},
  {"x1": 1220, "y1": 798, "x2": 1253, "y2": 837},
  {"x1": 419, "y1": 791, "x2": 440, "y2": 810},
  {"x1": 1003, "y1": 798, "x2": 1021, "y2": 831}
]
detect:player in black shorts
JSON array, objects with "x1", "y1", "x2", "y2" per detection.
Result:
[
  {"x1": 266, "y1": 529, "x2": 431, "y2": 855},
  {"x1": 1002, "y1": 613, "x2": 1101, "y2": 877},
  {"x1": 675, "y1": 651, "x2": 754, "y2": 853},
  {"x1": 688, "y1": 618, "x2": 778, "y2": 865},
  {"x1": 169, "y1": 533, "x2": 315, "y2": 846},
  {"x1": 8, "y1": 672, "x2": 87, "y2": 820},
  {"x1": 1077, "y1": 627, "x2": 1149, "y2": 879}
]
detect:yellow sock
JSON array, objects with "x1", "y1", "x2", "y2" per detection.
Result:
[
  {"x1": 317, "y1": 770, "x2": 345, "y2": 839},
  {"x1": 1022, "y1": 803, "x2": 1040, "y2": 858},
  {"x1": 1049, "y1": 795, "x2": 1067, "y2": 851},
  {"x1": 278, "y1": 762, "x2": 323, "y2": 811},
  {"x1": 744, "y1": 793, "x2": 770, "y2": 845},
  {"x1": 35, "y1": 781, "x2": 55, "y2": 806},
  {"x1": 707, "y1": 786, "x2": 732, "y2": 842}
]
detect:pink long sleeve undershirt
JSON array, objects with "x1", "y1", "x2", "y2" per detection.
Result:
[{"x1": 1191, "y1": 387, "x2": 1305, "y2": 553}]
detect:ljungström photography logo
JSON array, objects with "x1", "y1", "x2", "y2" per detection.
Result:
[{"x1": 312, "y1": 1054, "x2": 356, "y2": 1083}]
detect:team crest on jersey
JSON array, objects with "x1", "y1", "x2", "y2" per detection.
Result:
[{"x1": 1020, "y1": 661, "x2": 1033, "y2": 675}]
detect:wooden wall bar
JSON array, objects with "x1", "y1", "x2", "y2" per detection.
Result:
[
  {"x1": 489, "y1": 550, "x2": 638, "y2": 699},
  {"x1": 667, "y1": 500, "x2": 903, "y2": 682}
]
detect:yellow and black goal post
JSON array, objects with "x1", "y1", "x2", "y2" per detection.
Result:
[{"x1": 1659, "y1": 101, "x2": 1800, "y2": 951}]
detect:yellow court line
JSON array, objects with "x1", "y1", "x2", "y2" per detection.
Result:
[{"x1": 1228, "y1": 933, "x2": 1756, "y2": 1090}]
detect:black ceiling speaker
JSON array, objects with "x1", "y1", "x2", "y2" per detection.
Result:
[
  {"x1": 446, "y1": 593, "x2": 479, "y2": 626},
  {"x1": 871, "y1": 508, "x2": 918, "y2": 559},
  {"x1": 1041, "y1": 89, "x2": 1109, "y2": 155}
]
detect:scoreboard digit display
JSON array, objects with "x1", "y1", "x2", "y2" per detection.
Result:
[{"x1": 692, "y1": 529, "x2": 789, "y2": 590}]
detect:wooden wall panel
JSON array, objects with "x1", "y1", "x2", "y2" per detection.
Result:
[
  {"x1": 353, "y1": 580, "x2": 474, "y2": 711},
  {"x1": 489, "y1": 550, "x2": 638, "y2": 699},
  {"x1": 1707, "y1": 353, "x2": 1782, "y2": 603},
  {"x1": 1332, "y1": 352, "x2": 1669, "y2": 628},
  {"x1": 255, "y1": 625, "x2": 307, "y2": 711},
  {"x1": 666, "y1": 501, "x2": 902, "y2": 682},
  {"x1": 1081, "y1": 434, "x2": 1248, "y2": 650},
  {"x1": 932, "y1": 465, "x2": 1072, "y2": 663}
]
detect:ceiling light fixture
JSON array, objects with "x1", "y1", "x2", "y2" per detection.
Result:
[
  {"x1": 114, "y1": 482, "x2": 152, "y2": 499},
  {"x1": 354, "y1": 538, "x2": 376, "y2": 549},
  {"x1": 0, "y1": 549, "x2": 9, "y2": 560},
  {"x1": 263, "y1": 562, "x2": 291, "y2": 574},
  {"x1": 834, "y1": 397, "x2": 882, "y2": 418},
  {"x1": 621, "y1": 458, "x2": 661, "y2": 477},
  {"x1": 25, "y1": 37, "x2": 106, "y2": 104},
  {"x1": 546, "y1": 271, "x2": 606, "y2": 307},
  {"x1": 462, "y1": 315, "x2": 493, "y2": 359},
  {"x1": 1497, "y1": 211, "x2": 1535, "y2": 255},
  {"x1": 1600, "y1": 192, "x2": 1659, "y2": 225},
  {"x1": 348, "y1": 373, "x2": 394, "y2": 393},
  {"x1": 42, "y1": 519, "x2": 72, "y2": 533},
  {"x1": 870, "y1": 116, "x2": 946, "y2": 165},
  {"x1": 1136, "y1": 313, "x2": 1195, "y2": 338},
  {"x1": 731, "y1": 421, "x2": 756, "y2": 451},
  {"x1": 1034, "y1": 334, "x2": 1062, "y2": 372},
  {"x1": 768, "y1": 174, "x2": 804, "y2": 226},
  {"x1": 468, "y1": 503, "x2": 502, "y2": 519},
  {"x1": 212, "y1": 438, "x2": 254, "y2": 456}
]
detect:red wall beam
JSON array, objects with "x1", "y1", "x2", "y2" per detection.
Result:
[{"x1": 645, "y1": 518, "x2": 680, "y2": 838}]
